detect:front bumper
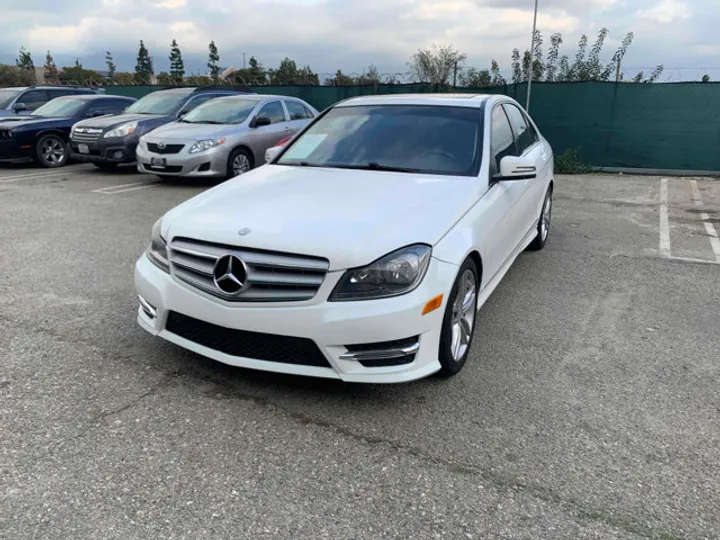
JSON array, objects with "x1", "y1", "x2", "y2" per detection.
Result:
[
  {"x1": 134, "y1": 253, "x2": 458, "y2": 383},
  {"x1": 69, "y1": 136, "x2": 138, "y2": 164},
  {"x1": 136, "y1": 143, "x2": 228, "y2": 178}
]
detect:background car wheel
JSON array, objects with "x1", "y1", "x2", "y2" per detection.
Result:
[
  {"x1": 93, "y1": 163, "x2": 118, "y2": 170},
  {"x1": 226, "y1": 148, "x2": 253, "y2": 179},
  {"x1": 437, "y1": 258, "x2": 479, "y2": 377},
  {"x1": 527, "y1": 185, "x2": 553, "y2": 251},
  {"x1": 35, "y1": 134, "x2": 69, "y2": 168}
]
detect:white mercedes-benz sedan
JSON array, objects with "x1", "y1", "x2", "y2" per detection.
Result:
[{"x1": 134, "y1": 94, "x2": 554, "y2": 383}]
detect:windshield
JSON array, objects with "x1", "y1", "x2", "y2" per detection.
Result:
[
  {"x1": 32, "y1": 98, "x2": 86, "y2": 117},
  {"x1": 124, "y1": 92, "x2": 188, "y2": 115},
  {"x1": 0, "y1": 89, "x2": 22, "y2": 109},
  {"x1": 182, "y1": 98, "x2": 257, "y2": 124},
  {"x1": 277, "y1": 104, "x2": 483, "y2": 176}
]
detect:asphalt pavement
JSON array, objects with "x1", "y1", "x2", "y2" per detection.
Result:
[{"x1": 1, "y1": 164, "x2": 718, "y2": 540}]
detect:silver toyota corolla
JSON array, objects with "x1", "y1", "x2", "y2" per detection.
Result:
[{"x1": 136, "y1": 95, "x2": 318, "y2": 179}]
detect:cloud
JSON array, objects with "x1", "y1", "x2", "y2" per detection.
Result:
[
  {"x1": 636, "y1": 0, "x2": 690, "y2": 24},
  {"x1": 0, "y1": 0, "x2": 715, "y2": 79}
]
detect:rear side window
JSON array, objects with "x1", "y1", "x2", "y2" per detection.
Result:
[
  {"x1": 503, "y1": 104, "x2": 537, "y2": 154},
  {"x1": 285, "y1": 101, "x2": 312, "y2": 120},
  {"x1": 256, "y1": 101, "x2": 286, "y2": 124},
  {"x1": 18, "y1": 90, "x2": 50, "y2": 111},
  {"x1": 490, "y1": 106, "x2": 516, "y2": 173}
]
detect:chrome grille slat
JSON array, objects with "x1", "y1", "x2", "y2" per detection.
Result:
[
  {"x1": 169, "y1": 237, "x2": 329, "y2": 303},
  {"x1": 72, "y1": 132, "x2": 102, "y2": 143}
]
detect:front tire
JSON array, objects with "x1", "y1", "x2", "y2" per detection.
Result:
[
  {"x1": 226, "y1": 148, "x2": 253, "y2": 179},
  {"x1": 35, "y1": 134, "x2": 69, "y2": 168},
  {"x1": 437, "y1": 258, "x2": 479, "y2": 377},
  {"x1": 527, "y1": 185, "x2": 553, "y2": 251}
]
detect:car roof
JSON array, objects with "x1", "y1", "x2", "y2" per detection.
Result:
[
  {"x1": 212, "y1": 94, "x2": 306, "y2": 102},
  {"x1": 336, "y1": 93, "x2": 495, "y2": 108},
  {"x1": 53, "y1": 94, "x2": 135, "y2": 102},
  {"x1": 153, "y1": 87, "x2": 251, "y2": 95}
]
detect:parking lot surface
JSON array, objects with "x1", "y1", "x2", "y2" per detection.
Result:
[{"x1": 1, "y1": 164, "x2": 718, "y2": 540}]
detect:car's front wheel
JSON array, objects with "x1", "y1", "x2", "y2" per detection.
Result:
[
  {"x1": 226, "y1": 148, "x2": 253, "y2": 179},
  {"x1": 437, "y1": 258, "x2": 479, "y2": 377},
  {"x1": 527, "y1": 185, "x2": 553, "y2": 251},
  {"x1": 35, "y1": 134, "x2": 69, "y2": 168}
]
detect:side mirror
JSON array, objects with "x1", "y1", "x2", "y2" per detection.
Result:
[
  {"x1": 496, "y1": 155, "x2": 537, "y2": 181},
  {"x1": 265, "y1": 146, "x2": 282, "y2": 163},
  {"x1": 251, "y1": 116, "x2": 272, "y2": 128},
  {"x1": 13, "y1": 102, "x2": 27, "y2": 113}
]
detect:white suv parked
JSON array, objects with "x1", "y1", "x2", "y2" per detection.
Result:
[{"x1": 135, "y1": 94, "x2": 554, "y2": 383}]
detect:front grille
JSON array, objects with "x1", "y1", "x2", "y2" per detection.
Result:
[
  {"x1": 165, "y1": 311, "x2": 332, "y2": 368},
  {"x1": 147, "y1": 142, "x2": 184, "y2": 154},
  {"x1": 72, "y1": 129, "x2": 103, "y2": 143},
  {"x1": 142, "y1": 163, "x2": 183, "y2": 173},
  {"x1": 0, "y1": 130, "x2": 12, "y2": 141},
  {"x1": 169, "y1": 237, "x2": 329, "y2": 302}
]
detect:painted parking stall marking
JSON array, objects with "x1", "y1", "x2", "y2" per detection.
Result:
[
  {"x1": 92, "y1": 181, "x2": 158, "y2": 195},
  {"x1": 689, "y1": 180, "x2": 720, "y2": 262}
]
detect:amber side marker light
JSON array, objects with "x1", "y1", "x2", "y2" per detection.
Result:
[{"x1": 422, "y1": 294, "x2": 444, "y2": 315}]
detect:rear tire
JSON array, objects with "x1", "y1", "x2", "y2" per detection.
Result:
[
  {"x1": 437, "y1": 258, "x2": 479, "y2": 377},
  {"x1": 35, "y1": 134, "x2": 69, "y2": 168},
  {"x1": 226, "y1": 148, "x2": 253, "y2": 179},
  {"x1": 527, "y1": 185, "x2": 553, "y2": 251}
]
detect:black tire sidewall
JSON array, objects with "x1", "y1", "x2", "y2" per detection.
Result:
[
  {"x1": 527, "y1": 185, "x2": 553, "y2": 251},
  {"x1": 36, "y1": 134, "x2": 68, "y2": 168},
  {"x1": 226, "y1": 148, "x2": 253, "y2": 179},
  {"x1": 437, "y1": 258, "x2": 479, "y2": 377}
]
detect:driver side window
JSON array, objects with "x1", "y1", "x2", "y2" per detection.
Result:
[
  {"x1": 256, "y1": 101, "x2": 286, "y2": 124},
  {"x1": 490, "y1": 105, "x2": 517, "y2": 175}
]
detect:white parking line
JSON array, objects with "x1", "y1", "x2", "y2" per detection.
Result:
[
  {"x1": 0, "y1": 170, "x2": 79, "y2": 183},
  {"x1": 659, "y1": 178, "x2": 671, "y2": 257},
  {"x1": 690, "y1": 180, "x2": 720, "y2": 263},
  {"x1": 92, "y1": 182, "x2": 156, "y2": 195}
]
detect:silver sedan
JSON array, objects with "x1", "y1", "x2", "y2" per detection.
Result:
[{"x1": 136, "y1": 95, "x2": 318, "y2": 179}]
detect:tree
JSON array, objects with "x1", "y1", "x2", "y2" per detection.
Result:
[
  {"x1": 105, "y1": 50, "x2": 116, "y2": 80},
  {"x1": 207, "y1": 40, "x2": 220, "y2": 81},
  {"x1": 233, "y1": 56, "x2": 267, "y2": 85},
  {"x1": 407, "y1": 44, "x2": 467, "y2": 85},
  {"x1": 60, "y1": 60, "x2": 104, "y2": 85},
  {"x1": 571, "y1": 34, "x2": 589, "y2": 80},
  {"x1": 511, "y1": 49, "x2": 522, "y2": 84},
  {"x1": 168, "y1": 39, "x2": 185, "y2": 82},
  {"x1": 531, "y1": 30, "x2": 545, "y2": 82},
  {"x1": 702, "y1": 74, "x2": 710, "y2": 83},
  {"x1": 459, "y1": 68, "x2": 491, "y2": 87},
  {"x1": 134, "y1": 40, "x2": 153, "y2": 84},
  {"x1": 325, "y1": 69, "x2": 355, "y2": 86},
  {"x1": 545, "y1": 33, "x2": 562, "y2": 82},
  {"x1": 16, "y1": 47, "x2": 34, "y2": 71},
  {"x1": 490, "y1": 60, "x2": 505, "y2": 85},
  {"x1": 586, "y1": 28, "x2": 608, "y2": 81},
  {"x1": 267, "y1": 58, "x2": 318, "y2": 85},
  {"x1": 356, "y1": 64, "x2": 381, "y2": 85},
  {"x1": 0, "y1": 64, "x2": 36, "y2": 86},
  {"x1": 44, "y1": 51, "x2": 59, "y2": 84},
  {"x1": 114, "y1": 72, "x2": 134, "y2": 85}
]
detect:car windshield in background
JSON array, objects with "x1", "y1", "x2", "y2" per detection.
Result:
[
  {"x1": 0, "y1": 89, "x2": 22, "y2": 109},
  {"x1": 32, "y1": 98, "x2": 86, "y2": 117},
  {"x1": 181, "y1": 98, "x2": 257, "y2": 124},
  {"x1": 277, "y1": 104, "x2": 483, "y2": 177},
  {"x1": 124, "y1": 93, "x2": 187, "y2": 115}
]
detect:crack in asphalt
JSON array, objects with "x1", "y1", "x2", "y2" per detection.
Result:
[{"x1": 2, "y1": 314, "x2": 687, "y2": 540}]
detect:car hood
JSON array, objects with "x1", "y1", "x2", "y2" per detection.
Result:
[
  {"x1": 74, "y1": 113, "x2": 166, "y2": 130},
  {"x1": 148, "y1": 121, "x2": 241, "y2": 141},
  {"x1": 0, "y1": 116, "x2": 67, "y2": 128},
  {"x1": 161, "y1": 165, "x2": 480, "y2": 270}
]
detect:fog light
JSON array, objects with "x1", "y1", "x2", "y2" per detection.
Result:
[
  {"x1": 138, "y1": 295, "x2": 157, "y2": 319},
  {"x1": 113, "y1": 150, "x2": 124, "y2": 160}
]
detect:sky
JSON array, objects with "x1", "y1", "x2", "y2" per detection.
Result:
[{"x1": 0, "y1": 0, "x2": 717, "y2": 81}]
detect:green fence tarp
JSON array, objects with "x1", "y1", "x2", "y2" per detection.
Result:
[{"x1": 106, "y1": 82, "x2": 720, "y2": 172}]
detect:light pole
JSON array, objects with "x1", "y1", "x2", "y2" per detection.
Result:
[
  {"x1": 242, "y1": 53, "x2": 247, "y2": 70},
  {"x1": 526, "y1": 0, "x2": 539, "y2": 112}
]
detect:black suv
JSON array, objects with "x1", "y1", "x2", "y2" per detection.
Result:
[
  {"x1": 69, "y1": 86, "x2": 252, "y2": 169},
  {"x1": 0, "y1": 86, "x2": 97, "y2": 117}
]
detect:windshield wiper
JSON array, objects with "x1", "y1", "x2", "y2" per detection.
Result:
[{"x1": 322, "y1": 162, "x2": 417, "y2": 173}]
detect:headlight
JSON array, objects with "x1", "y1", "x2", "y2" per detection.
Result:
[
  {"x1": 146, "y1": 218, "x2": 169, "y2": 273},
  {"x1": 104, "y1": 121, "x2": 138, "y2": 138},
  {"x1": 188, "y1": 139, "x2": 225, "y2": 154},
  {"x1": 329, "y1": 244, "x2": 431, "y2": 301}
]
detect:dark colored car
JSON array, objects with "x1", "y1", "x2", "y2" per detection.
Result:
[
  {"x1": 0, "y1": 95, "x2": 136, "y2": 168},
  {"x1": 0, "y1": 86, "x2": 98, "y2": 117},
  {"x1": 69, "y1": 86, "x2": 252, "y2": 169}
]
